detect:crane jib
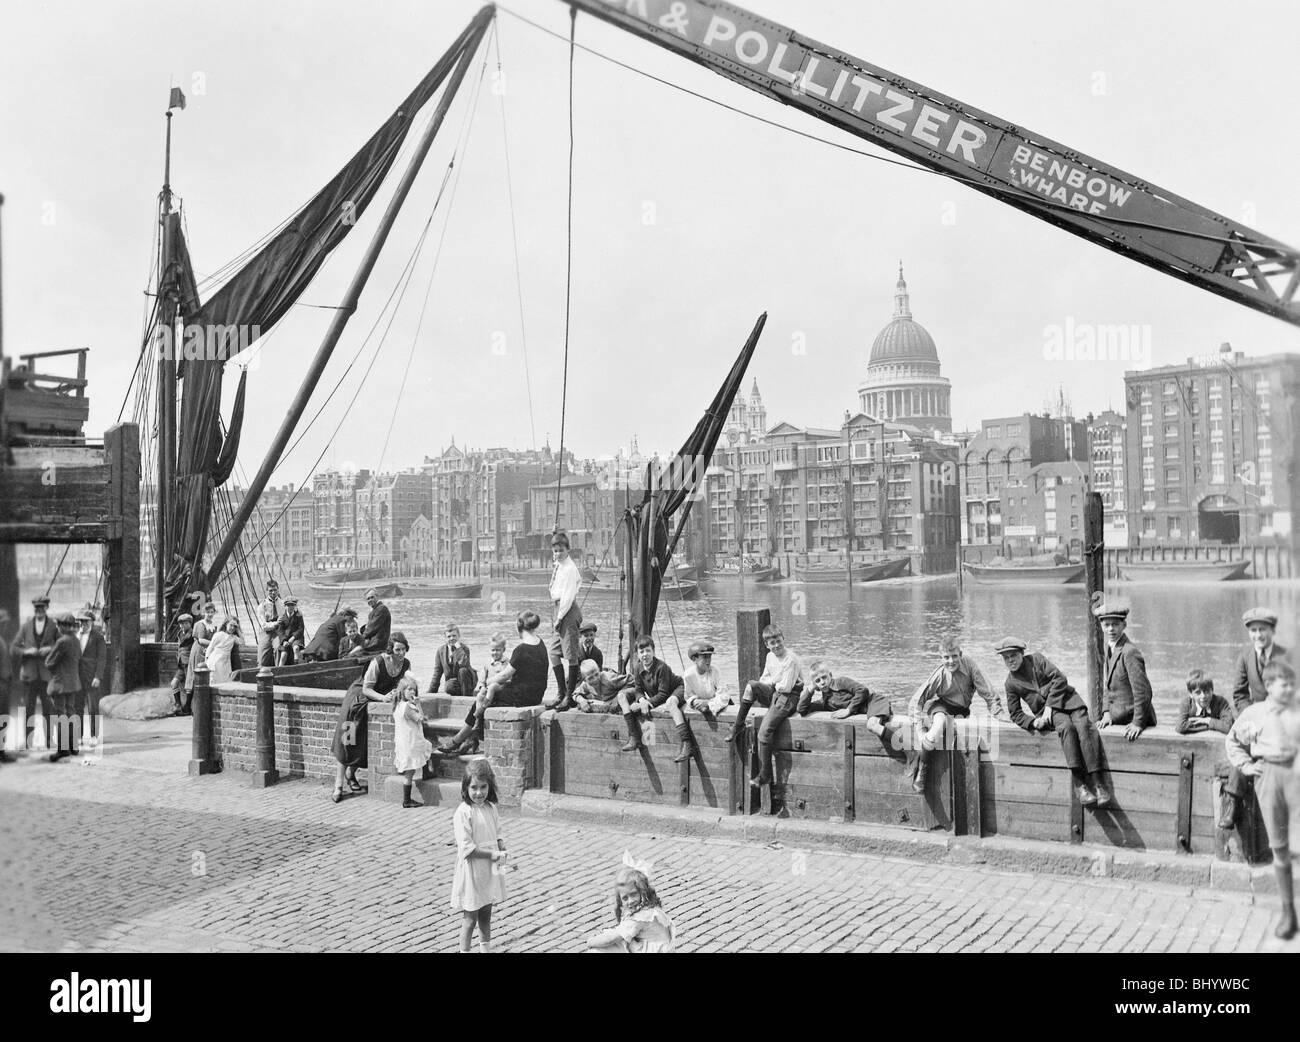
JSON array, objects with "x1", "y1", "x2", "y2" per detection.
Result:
[{"x1": 575, "y1": 0, "x2": 1299, "y2": 323}]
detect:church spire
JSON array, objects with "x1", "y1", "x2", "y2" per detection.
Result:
[{"x1": 893, "y1": 262, "x2": 911, "y2": 319}]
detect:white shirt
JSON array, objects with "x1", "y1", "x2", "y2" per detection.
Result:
[
  {"x1": 760, "y1": 650, "x2": 804, "y2": 694},
  {"x1": 549, "y1": 556, "x2": 582, "y2": 622}
]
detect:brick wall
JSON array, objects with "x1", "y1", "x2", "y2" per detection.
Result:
[
  {"x1": 212, "y1": 681, "x2": 547, "y2": 803},
  {"x1": 212, "y1": 683, "x2": 347, "y2": 783},
  {"x1": 483, "y1": 706, "x2": 545, "y2": 806}
]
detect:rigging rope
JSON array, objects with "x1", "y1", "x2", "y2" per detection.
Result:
[
  {"x1": 492, "y1": 27, "x2": 539, "y2": 451},
  {"x1": 551, "y1": 4, "x2": 577, "y2": 533},
  {"x1": 494, "y1": 4, "x2": 1282, "y2": 252}
]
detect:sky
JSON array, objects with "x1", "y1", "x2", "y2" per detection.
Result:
[{"x1": 2, "y1": 0, "x2": 1297, "y2": 486}]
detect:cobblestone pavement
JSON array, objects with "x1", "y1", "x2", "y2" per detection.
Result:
[{"x1": 0, "y1": 718, "x2": 1293, "y2": 953}]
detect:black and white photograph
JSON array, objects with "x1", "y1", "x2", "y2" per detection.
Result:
[{"x1": 1, "y1": 0, "x2": 1297, "y2": 990}]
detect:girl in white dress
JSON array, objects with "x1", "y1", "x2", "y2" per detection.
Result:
[
  {"x1": 205, "y1": 617, "x2": 241, "y2": 684},
  {"x1": 449, "y1": 759, "x2": 507, "y2": 952},
  {"x1": 392, "y1": 676, "x2": 433, "y2": 808},
  {"x1": 587, "y1": 853, "x2": 675, "y2": 953}
]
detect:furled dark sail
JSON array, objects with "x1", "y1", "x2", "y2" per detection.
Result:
[
  {"x1": 624, "y1": 314, "x2": 767, "y2": 648},
  {"x1": 155, "y1": 11, "x2": 489, "y2": 628},
  {"x1": 187, "y1": 15, "x2": 481, "y2": 361}
]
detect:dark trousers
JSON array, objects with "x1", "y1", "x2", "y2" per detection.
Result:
[
  {"x1": 45, "y1": 691, "x2": 80, "y2": 754},
  {"x1": 258, "y1": 636, "x2": 276, "y2": 668},
  {"x1": 440, "y1": 667, "x2": 477, "y2": 697},
  {"x1": 756, "y1": 688, "x2": 802, "y2": 781},
  {"x1": 1052, "y1": 706, "x2": 1102, "y2": 774},
  {"x1": 24, "y1": 679, "x2": 53, "y2": 745},
  {"x1": 79, "y1": 671, "x2": 103, "y2": 738}
]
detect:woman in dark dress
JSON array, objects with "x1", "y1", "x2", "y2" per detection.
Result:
[
  {"x1": 438, "y1": 610, "x2": 548, "y2": 755},
  {"x1": 331, "y1": 631, "x2": 412, "y2": 802}
]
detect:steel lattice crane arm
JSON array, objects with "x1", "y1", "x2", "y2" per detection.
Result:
[{"x1": 565, "y1": 0, "x2": 1300, "y2": 327}]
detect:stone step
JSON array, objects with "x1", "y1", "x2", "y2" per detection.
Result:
[
  {"x1": 418, "y1": 693, "x2": 478, "y2": 719},
  {"x1": 379, "y1": 774, "x2": 464, "y2": 807}
]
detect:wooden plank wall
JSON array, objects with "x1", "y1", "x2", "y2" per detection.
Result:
[{"x1": 548, "y1": 709, "x2": 1236, "y2": 856}]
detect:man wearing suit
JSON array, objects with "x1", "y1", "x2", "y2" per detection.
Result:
[
  {"x1": 75, "y1": 609, "x2": 109, "y2": 745},
  {"x1": 1232, "y1": 606, "x2": 1288, "y2": 714},
  {"x1": 43, "y1": 612, "x2": 82, "y2": 761},
  {"x1": 353, "y1": 588, "x2": 391, "y2": 657},
  {"x1": 1095, "y1": 602, "x2": 1156, "y2": 740},
  {"x1": 1221, "y1": 607, "x2": 1289, "y2": 829},
  {"x1": 12, "y1": 595, "x2": 58, "y2": 750},
  {"x1": 428, "y1": 623, "x2": 476, "y2": 695}
]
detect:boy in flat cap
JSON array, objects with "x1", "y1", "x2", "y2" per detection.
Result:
[
  {"x1": 682, "y1": 640, "x2": 727, "y2": 715},
  {"x1": 1094, "y1": 601, "x2": 1156, "y2": 740},
  {"x1": 1225, "y1": 660, "x2": 1300, "y2": 939},
  {"x1": 75, "y1": 610, "x2": 108, "y2": 743},
  {"x1": 276, "y1": 597, "x2": 306, "y2": 666},
  {"x1": 1232, "y1": 607, "x2": 1288, "y2": 714},
  {"x1": 43, "y1": 612, "x2": 82, "y2": 760},
  {"x1": 171, "y1": 613, "x2": 195, "y2": 716},
  {"x1": 577, "y1": 621, "x2": 604, "y2": 671},
  {"x1": 997, "y1": 637, "x2": 1110, "y2": 808},
  {"x1": 13, "y1": 595, "x2": 58, "y2": 748}
]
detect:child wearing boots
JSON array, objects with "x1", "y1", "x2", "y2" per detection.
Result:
[
  {"x1": 996, "y1": 636, "x2": 1110, "y2": 808},
  {"x1": 906, "y1": 636, "x2": 1003, "y2": 793},
  {"x1": 725, "y1": 624, "x2": 805, "y2": 797},
  {"x1": 617, "y1": 636, "x2": 696, "y2": 763},
  {"x1": 1225, "y1": 660, "x2": 1299, "y2": 939},
  {"x1": 171, "y1": 614, "x2": 194, "y2": 716},
  {"x1": 392, "y1": 676, "x2": 434, "y2": 808}
]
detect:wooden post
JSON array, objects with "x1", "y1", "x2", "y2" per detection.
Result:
[
  {"x1": 188, "y1": 661, "x2": 218, "y2": 775},
  {"x1": 842, "y1": 725, "x2": 856, "y2": 823},
  {"x1": 736, "y1": 608, "x2": 769, "y2": 815},
  {"x1": 105, "y1": 423, "x2": 140, "y2": 694},
  {"x1": 1083, "y1": 492, "x2": 1105, "y2": 720},
  {"x1": 253, "y1": 666, "x2": 278, "y2": 787}
]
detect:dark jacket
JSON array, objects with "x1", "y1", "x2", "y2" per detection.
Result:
[
  {"x1": 13, "y1": 615, "x2": 59, "y2": 683},
  {"x1": 45, "y1": 632, "x2": 82, "y2": 696},
  {"x1": 277, "y1": 610, "x2": 306, "y2": 648},
  {"x1": 304, "y1": 613, "x2": 350, "y2": 660},
  {"x1": 77, "y1": 627, "x2": 109, "y2": 691},
  {"x1": 1175, "y1": 692, "x2": 1234, "y2": 735},
  {"x1": 1232, "y1": 642, "x2": 1288, "y2": 714},
  {"x1": 634, "y1": 657, "x2": 684, "y2": 708},
  {"x1": 797, "y1": 675, "x2": 889, "y2": 718},
  {"x1": 360, "y1": 603, "x2": 392, "y2": 655},
  {"x1": 1005, "y1": 652, "x2": 1086, "y2": 731},
  {"x1": 577, "y1": 641, "x2": 604, "y2": 670},
  {"x1": 429, "y1": 642, "x2": 473, "y2": 692},
  {"x1": 1102, "y1": 635, "x2": 1156, "y2": 728}
]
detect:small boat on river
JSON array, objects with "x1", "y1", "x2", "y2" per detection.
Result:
[{"x1": 1118, "y1": 559, "x2": 1251, "y2": 582}]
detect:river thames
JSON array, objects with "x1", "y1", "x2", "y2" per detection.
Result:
[
  {"x1": 280, "y1": 575, "x2": 1300, "y2": 721},
  {"x1": 22, "y1": 573, "x2": 1298, "y2": 720}
]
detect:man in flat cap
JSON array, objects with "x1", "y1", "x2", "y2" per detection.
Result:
[
  {"x1": 1095, "y1": 601, "x2": 1156, "y2": 740},
  {"x1": 276, "y1": 596, "x2": 306, "y2": 666},
  {"x1": 996, "y1": 636, "x2": 1110, "y2": 808},
  {"x1": 12, "y1": 595, "x2": 58, "y2": 750},
  {"x1": 1232, "y1": 607, "x2": 1288, "y2": 714},
  {"x1": 76, "y1": 609, "x2": 109, "y2": 744},
  {"x1": 304, "y1": 605, "x2": 358, "y2": 662},
  {"x1": 43, "y1": 612, "x2": 82, "y2": 761},
  {"x1": 256, "y1": 579, "x2": 282, "y2": 668},
  {"x1": 577, "y1": 621, "x2": 604, "y2": 671}
]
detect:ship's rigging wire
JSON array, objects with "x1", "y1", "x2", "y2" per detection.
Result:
[
  {"x1": 491, "y1": 26, "x2": 539, "y2": 452},
  {"x1": 551, "y1": 4, "x2": 577, "y2": 533},
  {"x1": 494, "y1": 3, "x2": 1283, "y2": 254}
]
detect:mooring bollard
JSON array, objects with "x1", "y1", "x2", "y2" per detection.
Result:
[
  {"x1": 253, "y1": 666, "x2": 279, "y2": 788},
  {"x1": 188, "y1": 661, "x2": 218, "y2": 776}
]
